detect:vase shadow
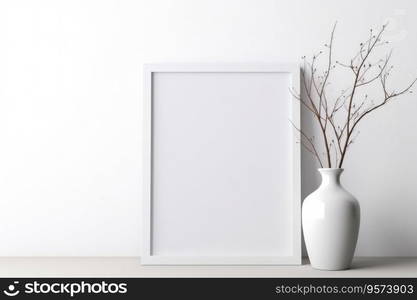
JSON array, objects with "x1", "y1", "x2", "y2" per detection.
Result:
[{"x1": 350, "y1": 257, "x2": 413, "y2": 270}]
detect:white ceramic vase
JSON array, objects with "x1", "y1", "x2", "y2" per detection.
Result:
[{"x1": 302, "y1": 168, "x2": 360, "y2": 270}]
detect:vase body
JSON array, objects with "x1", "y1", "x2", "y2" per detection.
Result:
[{"x1": 302, "y1": 168, "x2": 360, "y2": 270}]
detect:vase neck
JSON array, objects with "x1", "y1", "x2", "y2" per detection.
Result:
[{"x1": 318, "y1": 168, "x2": 343, "y2": 187}]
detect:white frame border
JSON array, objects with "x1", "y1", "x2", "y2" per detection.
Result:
[{"x1": 142, "y1": 63, "x2": 301, "y2": 265}]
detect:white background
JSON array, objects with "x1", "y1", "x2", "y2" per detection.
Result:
[{"x1": 0, "y1": 0, "x2": 416, "y2": 256}]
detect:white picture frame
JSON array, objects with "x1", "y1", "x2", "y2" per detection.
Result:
[{"x1": 142, "y1": 63, "x2": 301, "y2": 265}]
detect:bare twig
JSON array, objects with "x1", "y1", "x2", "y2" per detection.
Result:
[
  {"x1": 294, "y1": 22, "x2": 416, "y2": 168},
  {"x1": 290, "y1": 120, "x2": 324, "y2": 167}
]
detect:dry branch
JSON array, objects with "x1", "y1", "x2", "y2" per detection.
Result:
[{"x1": 292, "y1": 23, "x2": 416, "y2": 168}]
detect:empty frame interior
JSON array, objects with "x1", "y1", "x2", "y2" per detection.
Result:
[{"x1": 144, "y1": 65, "x2": 300, "y2": 264}]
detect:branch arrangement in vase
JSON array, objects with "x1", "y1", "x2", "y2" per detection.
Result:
[{"x1": 291, "y1": 23, "x2": 416, "y2": 168}]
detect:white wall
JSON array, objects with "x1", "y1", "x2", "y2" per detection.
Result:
[{"x1": 0, "y1": 0, "x2": 416, "y2": 256}]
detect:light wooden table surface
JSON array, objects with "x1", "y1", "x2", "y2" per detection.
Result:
[{"x1": 0, "y1": 257, "x2": 415, "y2": 277}]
